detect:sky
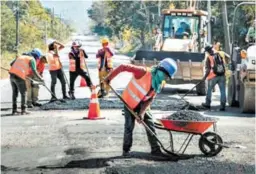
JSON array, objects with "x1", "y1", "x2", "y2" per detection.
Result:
[{"x1": 40, "y1": 0, "x2": 93, "y2": 33}]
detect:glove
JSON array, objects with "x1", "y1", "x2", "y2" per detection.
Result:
[{"x1": 104, "y1": 78, "x2": 110, "y2": 85}]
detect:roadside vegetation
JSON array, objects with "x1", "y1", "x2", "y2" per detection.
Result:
[
  {"x1": 1, "y1": 0, "x2": 73, "y2": 79},
  {"x1": 88, "y1": 1, "x2": 255, "y2": 55}
]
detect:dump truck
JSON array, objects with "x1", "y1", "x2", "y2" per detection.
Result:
[
  {"x1": 131, "y1": 4, "x2": 213, "y2": 95},
  {"x1": 227, "y1": 2, "x2": 255, "y2": 113}
]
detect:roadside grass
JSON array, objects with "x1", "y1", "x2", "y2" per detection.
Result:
[{"x1": 0, "y1": 52, "x2": 15, "y2": 79}]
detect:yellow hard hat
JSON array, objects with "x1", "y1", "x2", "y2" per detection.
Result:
[{"x1": 101, "y1": 38, "x2": 109, "y2": 44}]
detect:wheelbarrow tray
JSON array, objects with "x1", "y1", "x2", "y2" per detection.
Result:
[{"x1": 157, "y1": 119, "x2": 216, "y2": 134}]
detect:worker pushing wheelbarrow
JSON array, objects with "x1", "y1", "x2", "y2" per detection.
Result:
[{"x1": 104, "y1": 58, "x2": 227, "y2": 161}]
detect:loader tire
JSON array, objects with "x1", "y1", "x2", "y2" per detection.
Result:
[
  {"x1": 196, "y1": 81, "x2": 206, "y2": 96},
  {"x1": 228, "y1": 76, "x2": 238, "y2": 107}
]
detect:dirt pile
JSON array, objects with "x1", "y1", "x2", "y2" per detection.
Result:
[{"x1": 165, "y1": 110, "x2": 216, "y2": 121}]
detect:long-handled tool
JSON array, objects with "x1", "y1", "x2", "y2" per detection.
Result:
[
  {"x1": 109, "y1": 84, "x2": 179, "y2": 158},
  {"x1": 25, "y1": 77, "x2": 66, "y2": 103},
  {"x1": 1, "y1": 67, "x2": 65, "y2": 103},
  {"x1": 176, "y1": 80, "x2": 205, "y2": 110}
]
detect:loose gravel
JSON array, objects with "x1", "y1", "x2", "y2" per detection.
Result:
[{"x1": 165, "y1": 110, "x2": 216, "y2": 121}]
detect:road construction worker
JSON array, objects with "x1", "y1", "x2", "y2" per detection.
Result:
[
  {"x1": 202, "y1": 45, "x2": 226, "y2": 111},
  {"x1": 24, "y1": 49, "x2": 48, "y2": 108},
  {"x1": 96, "y1": 38, "x2": 114, "y2": 98},
  {"x1": 9, "y1": 51, "x2": 44, "y2": 115},
  {"x1": 47, "y1": 40, "x2": 70, "y2": 102},
  {"x1": 104, "y1": 58, "x2": 178, "y2": 159},
  {"x1": 69, "y1": 41, "x2": 92, "y2": 99},
  {"x1": 153, "y1": 28, "x2": 163, "y2": 51}
]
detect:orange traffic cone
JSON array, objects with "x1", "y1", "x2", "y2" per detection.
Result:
[
  {"x1": 80, "y1": 77, "x2": 87, "y2": 87},
  {"x1": 84, "y1": 85, "x2": 104, "y2": 120}
]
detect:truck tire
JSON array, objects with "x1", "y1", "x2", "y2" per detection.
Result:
[
  {"x1": 239, "y1": 81, "x2": 255, "y2": 113},
  {"x1": 228, "y1": 75, "x2": 238, "y2": 106},
  {"x1": 196, "y1": 81, "x2": 206, "y2": 96}
]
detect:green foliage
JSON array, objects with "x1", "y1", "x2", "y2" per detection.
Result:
[
  {"x1": 1, "y1": 0, "x2": 73, "y2": 79},
  {"x1": 87, "y1": 1, "x2": 254, "y2": 53}
]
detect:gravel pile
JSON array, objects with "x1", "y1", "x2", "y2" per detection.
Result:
[{"x1": 165, "y1": 110, "x2": 216, "y2": 121}]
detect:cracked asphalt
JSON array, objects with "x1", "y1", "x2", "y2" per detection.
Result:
[{"x1": 1, "y1": 35, "x2": 255, "y2": 174}]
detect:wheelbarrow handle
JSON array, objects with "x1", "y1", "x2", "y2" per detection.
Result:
[{"x1": 109, "y1": 84, "x2": 179, "y2": 157}]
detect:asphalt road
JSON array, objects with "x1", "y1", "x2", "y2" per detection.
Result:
[{"x1": 1, "y1": 35, "x2": 255, "y2": 174}]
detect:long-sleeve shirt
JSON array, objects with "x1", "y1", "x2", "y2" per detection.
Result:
[
  {"x1": 106, "y1": 64, "x2": 153, "y2": 117},
  {"x1": 96, "y1": 47, "x2": 114, "y2": 70}
]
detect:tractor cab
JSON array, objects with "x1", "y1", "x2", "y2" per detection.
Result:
[{"x1": 161, "y1": 8, "x2": 208, "y2": 52}]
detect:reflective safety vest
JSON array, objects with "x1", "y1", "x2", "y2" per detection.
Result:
[
  {"x1": 69, "y1": 50, "x2": 86, "y2": 72},
  {"x1": 122, "y1": 68, "x2": 156, "y2": 109},
  {"x1": 98, "y1": 51, "x2": 113, "y2": 70},
  {"x1": 47, "y1": 51, "x2": 61, "y2": 71},
  {"x1": 9, "y1": 56, "x2": 32, "y2": 80},
  {"x1": 207, "y1": 55, "x2": 216, "y2": 80}
]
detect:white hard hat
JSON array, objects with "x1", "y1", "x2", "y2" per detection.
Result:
[{"x1": 47, "y1": 38, "x2": 55, "y2": 45}]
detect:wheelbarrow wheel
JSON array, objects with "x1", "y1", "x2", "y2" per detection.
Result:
[{"x1": 199, "y1": 132, "x2": 223, "y2": 157}]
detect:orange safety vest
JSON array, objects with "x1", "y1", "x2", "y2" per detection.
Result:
[
  {"x1": 9, "y1": 56, "x2": 32, "y2": 80},
  {"x1": 47, "y1": 51, "x2": 61, "y2": 71},
  {"x1": 207, "y1": 55, "x2": 216, "y2": 80},
  {"x1": 98, "y1": 51, "x2": 113, "y2": 70},
  {"x1": 122, "y1": 68, "x2": 156, "y2": 109},
  {"x1": 69, "y1": 50, "x2": 86, "y2": 72}
]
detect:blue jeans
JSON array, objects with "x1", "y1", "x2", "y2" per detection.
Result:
[{"x1": 205, "y1": 76, "x2": 226, "y2": 107}]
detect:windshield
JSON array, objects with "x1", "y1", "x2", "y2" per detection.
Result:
[
  {"x1": 232, "y1": 4, "x2": 255, "y2": 47},
  {"x1": 163, "y1": 15, "x2": 199, "y2": 39}
]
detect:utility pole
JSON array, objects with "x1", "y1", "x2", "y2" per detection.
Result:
[
  {"x1": 221, "y1": 0, "x2": 231, "y2": 54},
  {"x1": 207, "y1": 0, "x2": 212, "y2": 44},
  {"x1": 51, "y1": 7, "x2": 54, "y2": 37},
  {"x1": 158, "y1": 0, "x2": 161, "y2": 17},
  {"x1": 15, "y1": 1, "x2": 19, "y2": 57}
]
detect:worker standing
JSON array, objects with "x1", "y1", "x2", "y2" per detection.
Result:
[
  {"x1": 96, "y1": 38, "x2": 114, "y2": 98},
  {"x1": 104, "y1": 58, "x2": 178, "y2": 159},
  {"x1": 9, "y1": 52, "x2": 44, "y2": 115},
  {"x1": 25, "y1": 49, "x2": 48, "y2": 108},
  {"x1": 202, "y1": 45, "x2": 226, "y2": 111},
  {"x1": 69, "y1": 41, "x2": 93, "y2": 99},
  {"x1": 47, "y1": 40, "x2": 70, "y2": 102},
  {"x1": 153, "y1": 28, "x2": 163, "y2": 51}
]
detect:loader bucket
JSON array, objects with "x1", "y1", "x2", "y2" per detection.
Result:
[{"x1": 133, "y1": 50, "x2": 205, "y2": 62}]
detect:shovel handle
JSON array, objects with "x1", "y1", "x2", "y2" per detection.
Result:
[{"x1": 109, "y1": 84, "x2": 179, "y2": 157}]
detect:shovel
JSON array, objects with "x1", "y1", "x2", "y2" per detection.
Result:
[{"x1": 108, "y1": 84, "x2": 179, "y2": 158}]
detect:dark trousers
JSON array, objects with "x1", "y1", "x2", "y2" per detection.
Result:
[
  {"x1": 123, "y1": 106, "x2": 160, "y2": 152},
  {"x1": 10, "y1": 74, "x2": 27, "y2": 111},
  {"x1": 50, "y1": 69, "x2": 66, "y2": 98},
  {"x1": 69, "y1": 70, "x2": 92, "y2": 92}
]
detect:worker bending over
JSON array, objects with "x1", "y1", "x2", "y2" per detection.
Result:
[
  {"x1": 9, "y1": 51, "x2": 44, "y2": 115},
  {"x1": 104, "y1": 58, "x2": 178, "y2": 159}
]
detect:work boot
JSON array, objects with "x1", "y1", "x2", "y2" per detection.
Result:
[
  {"x1": 49, "y1": 97, "x2": 57, "y2": 103},
  {"x1": 12, "y1": 104, "x2": 20, "y2": 115},
  {"x1": 68, "y1": 91, "x2": 76, "y2": 100},
  {"x1": 21, "y1": 107, "x2": 30, "y2": 115},
  {"x1": 32, "y1": 102, "x2": 42, "y2": 107},
  {"x1": 122, "y1": 150, "x2": 131, "y2": 157},
  {"x1": 63, "y1": 95, "x2": 70, "y2": 100},
  {"x1": 219, "y1": 104, "x2": 226, "y2": 111},
  {"x1": 201, "y1": 103, "x2": 211, "y2": 109},
  {"x1": 151, "y1": 149, "x2": 179, "y2": 161},
  {"x1": 27, "y1": 104, "x2": 34, "y2": 108}
]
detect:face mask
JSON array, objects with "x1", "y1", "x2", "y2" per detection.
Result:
[{"x1": 151, "y1": 69, "x2": 166, "y2": 93}]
